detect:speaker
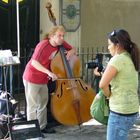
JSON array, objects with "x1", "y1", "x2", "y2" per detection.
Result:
[{"x1": 9, "y1": 119, "x2": 42, "y2": 140}]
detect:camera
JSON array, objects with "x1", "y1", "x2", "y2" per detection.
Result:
[{"x1": 86, "y1": 53, "x2": 111, "y2": 72}]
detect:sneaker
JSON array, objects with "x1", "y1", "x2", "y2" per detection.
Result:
[{"x1": 41, "y1": 127, "x2": 56, "y2": 133}]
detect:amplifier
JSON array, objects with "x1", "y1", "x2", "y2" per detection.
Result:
[{"x1": 9, "y1": 119, "x2": 42, "y2": 140}]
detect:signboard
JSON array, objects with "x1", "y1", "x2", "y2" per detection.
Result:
[{"x1": 60, "y1": 0, "x2": 81, "y2": 32}]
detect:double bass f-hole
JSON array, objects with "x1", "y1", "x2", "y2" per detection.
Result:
[{"x1": 57, "y1": 79, "x2": 77, "y2": 98}]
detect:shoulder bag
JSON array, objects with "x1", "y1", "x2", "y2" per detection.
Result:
[{"x1": 90, "y1": 90, "x2": 109, "y2": 125}]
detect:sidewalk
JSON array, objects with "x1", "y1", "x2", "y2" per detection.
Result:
[
  {"x1": 0, "y1": 115, "x2": 140, "y2": 140},
  {"x1": 43, "y1": 116, "x2": 140, "y2": 140}
]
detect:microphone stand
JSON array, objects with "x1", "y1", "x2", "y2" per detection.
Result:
[{"x1": 2, "y1": 65, "x2": 11, "y2": 139}]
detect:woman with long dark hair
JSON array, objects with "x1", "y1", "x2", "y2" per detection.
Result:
[{"x1": 99, "y1": 29, "x2": 140, "y2": 140}]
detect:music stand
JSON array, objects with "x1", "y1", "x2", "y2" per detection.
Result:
[{"x1": 0, "y1": 50, "x2": 20, "y2": 139}]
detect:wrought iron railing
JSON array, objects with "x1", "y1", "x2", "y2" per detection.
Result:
[{"x1": 0, "y1": 47, "x2": 140, "y2": 96}]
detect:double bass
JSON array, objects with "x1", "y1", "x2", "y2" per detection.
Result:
[{"x1": 46, "y1": 2, "x2": 96, "y2": 125}]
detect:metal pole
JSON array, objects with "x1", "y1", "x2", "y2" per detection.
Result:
[{"x1": 16, "y1": 0, "x2": 20, "y2": 58}]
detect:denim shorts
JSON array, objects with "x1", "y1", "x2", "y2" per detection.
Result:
[{"x1": 107, "y1": 111, "x2": 139, "y2": 140}]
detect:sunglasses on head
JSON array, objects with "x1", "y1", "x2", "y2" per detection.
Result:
[{"x1": 110, "y1": 30, "x2": 116, "y2": 37}]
